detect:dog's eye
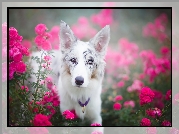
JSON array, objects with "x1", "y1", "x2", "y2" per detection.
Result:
[
  {"x1": 70, "y1": 58, "x2": 77, "y2": 64},
  {"x1": 88, "y1": 59, "x2": 93, "y2": 65}
]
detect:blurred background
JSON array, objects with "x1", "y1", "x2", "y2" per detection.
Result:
[{"x1": 9, "y1": 8, "x2": 171, "y2": 51}]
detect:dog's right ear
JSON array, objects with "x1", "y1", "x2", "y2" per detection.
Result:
[
  {"x1": 89, "y1": 25, "x2": 110, "y2": 58},
  {"x1": 60, "y1": 21, "x2": 77, "y2": 51}
]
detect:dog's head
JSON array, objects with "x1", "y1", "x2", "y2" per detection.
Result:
[{"x1": 60, "y1": 21, "x2": 110, "y2": 88}]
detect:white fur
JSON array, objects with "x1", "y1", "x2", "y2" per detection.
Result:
[{"x1": 30, "y1": 21, "x2": 110, "y2": 133}]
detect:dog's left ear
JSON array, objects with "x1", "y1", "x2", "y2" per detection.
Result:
[
  {"x1": 89, "y1": 25, "x2": 110, "y2": 58},
  {"x1": 60, "y1": 20, "x2": 77, "y2": 51}
]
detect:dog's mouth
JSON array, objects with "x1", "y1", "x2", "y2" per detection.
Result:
[
  {"x1": 75, "y1": 85, "x2": 88, "y2": 88},
  {"x1": 75, "y1": 85, "x2": 85, "y2": 88}
]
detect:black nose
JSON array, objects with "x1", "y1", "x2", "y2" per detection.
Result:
[{"x1": 75, "y1": 76, "x2": 84, "y2": 85}]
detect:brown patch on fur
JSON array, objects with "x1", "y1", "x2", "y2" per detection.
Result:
[
  {"x1": 64, "y1": 64, "x2": 71, "y2": 75},
  {"x1": 91, "y1": 70, "x2": 98, "y2": 79},
  {"x1": 66, "y1": 68, "x2": 71, "y2": 75}
]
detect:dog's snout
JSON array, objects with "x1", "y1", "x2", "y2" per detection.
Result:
[{"x1": 75, "y1": 76, "x2": 84, "y2": 85}]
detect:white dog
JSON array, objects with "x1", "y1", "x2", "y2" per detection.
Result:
[{"x1": 30, "y1": 21, "x2": 110, "y2": 131}]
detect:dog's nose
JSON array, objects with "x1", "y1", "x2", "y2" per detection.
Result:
[{"x1": 75, "y1": 76, "x2": 84, "y2": 85}]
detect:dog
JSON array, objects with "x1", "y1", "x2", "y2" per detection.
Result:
[
  {"x1": 30, "y1": 21, "x2": 110, "y2": 131},
  {"x1": 58, "y1": 21, "x2": 110, "y2": 125}
]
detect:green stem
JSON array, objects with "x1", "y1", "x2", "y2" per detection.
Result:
[
  {"x1": 34, "y1": 50, "x2": 44, "y2": 104},
  {"x1": 22, "y1": 73, "x2": 25, "y2": 86},
  {"x1": 14, "y1": 81, "x2": 30, "y2": 107}
]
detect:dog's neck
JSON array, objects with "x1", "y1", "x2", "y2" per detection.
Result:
[{"x1": 78, "y1": 97, "x2": 90, "y2": 107}]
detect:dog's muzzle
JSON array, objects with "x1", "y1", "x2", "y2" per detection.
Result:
[{"x1": 75, "y1": 76, "x2": 84, "y2": 85}]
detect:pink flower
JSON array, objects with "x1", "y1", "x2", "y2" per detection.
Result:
[
  {"x1": 146, "y1": 68, "x2": 157, "y2": 82},
  {"x1": 50, "y1": 108, "x2": 56, "y2": 115},
  {"x1": 78, "y1": 17, "x2": 89, "y2": 25},
  {"x1": 139, "y1": 87, "x2": 155, "y2": 106},
  {"x1": 140, "y1": 96, "x2": 152, "y2": 106},
  {"x1": 91, "y1": 130, "x2": 103, "y2": 134},
  {"x1": 122, "y1": 75, "x2": 129, "y2": 81},
  {"x1": 40, "y1": 80, "x2": 45, "y2": 85},
  {"x1": 13, "y1": 51, "x2": 22, "y2": 62},
  {"x1": 153, "y1": 90, "x2": 163, "y2": 100},
  {"x1": 46, "y1": 105, "x2": 52, "y2": 110},
  {"x1": 22, "y1": 40, "x2": 31, "y2": 49},
  {"x1": 12, "y1": 47, "x2": 19, "y2": 53},
  {"x1": 139, "y1": 48, "x2": 171, "y2": 82},
  {"x1": 91, "y1": 123, "x2": 102, "y2": 126},
  {"x1": 146, "y1": 108, "x2": 162, "y2": 118},
  {"x1": 52, "y1": 98, "x2": 60, "y2": 107},
  {"x1": 62, "y1": 110, "x2": 75, "y2": 120},
  {"x1": 34, "y1": 24, "x2": 52, "y2": 51},
  {"x1": 140, "y1": 118, "x2": 151, "y2": 126},
  {"x1": 46, "y1": 82, "x2": 53, "y2": 90},
  {"x1": 34, "y1": 35, "x2": 46, "y2": 47},
  {"x1": 9, "y1": 27, "x2": 18, "y2": 39},
  {"x1": 16, "y1": 61, "x2": 26, "y2": 73},
  {"x1": 152, "y1": 90, "x2": 165, "y2": 110},
  {"x1": 42, "y1": 63, "x2": 47, "y2": 68},
  {"x1": 139, "y1": 73, "x2": 146, "y2": 79},
  {"x1": 165, "y1": 89, "x2": 171, "y2": 100},
  {"x1": 119, "y1": 38, "x2": 139, "y2": 57},
  {"x1": 35, "y1": 24, "x2": 47, "y2": 35},
  {"x1": 113, "y1": 102, "x2": 122, "y2": 110},
  {"x1": 70, "y1": 110, "x2": 78, "y2": 119},
  {"x1": 123, "y1": 100, "x2": 135, "y2": 108},
  {"x1": 41, "y1": 87, "x2": 60, "y2": 108},
  {"x1": 21, "y1": 85, "x2": 29, "y2": 92},
  {"x1": 91, "y1": 9, "x2": 113, "y2": 28},
  {"x1": 45, "y1": 76, "x2": 52, "y2": 83},
  {"x1": 146, "y1": 127, "x2": 157, "y2": 134},
  {"x1": 33, "y1": 107, "x2": 39, "y2": 113},
  {"x1": 143, "y1": 13, "x2": 168, "y2": 43},
  {"x1": 20, "y1": 46, "x2": 29, "y2": 56},
  {"x1": 41, "y1": 40, "x2": 52, "y2": 51},
  {"x1": 33, "y1": 114, "x2": 52, "y2": 126},
  {"x1": 160, "y1": 46, "x2": 170, "y2": 56},
  {"x1": 9, "y1": 62, "x2": 16, "y2": 80},
  {"x1": 161, "y1": 120, "x2": 171, "y2": 126},
  {"x1": 127, "y1": 79, "x2": 144, "y2": 92},
  {"x1": 49, "y1": 26, "x2": 60, "y2": 50},
  {"x1": 158, "y1": 33, "x2": 167, "y2": 43},
  {"x1": 44, "y1": 55, "x2": 51, "y2": 61},
  {"x1": 114, "y1": 95, "x2": 123, "y2": 102},
  {"x1": 116, "y1": 80, "x2": 125, "y2": 88},
  {"x1": 72, "y1": 17, "x2": 97, "y2": 39},
  {"x1": 43, "y1": 94, "x2": 53, "y2": 103},
  {"x1": 43, "y1": 32, "x2": 52, "y2": 39},
  {"x1": 28, "y1": 127, "x2": 49, "y2": 134}
]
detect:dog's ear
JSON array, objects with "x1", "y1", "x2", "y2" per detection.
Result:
[
  {"x1": 89, "y1": 25, "x2": 110, "y2": 58},
  {"x1": 60, "y1": 21, "x2": 77, "y2": 51}
]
